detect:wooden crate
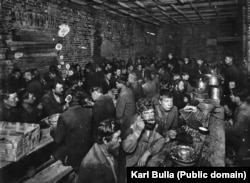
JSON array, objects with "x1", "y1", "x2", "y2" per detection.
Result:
[
  {"x1": 0, "y1": 133, "x2": 25, "y2": 161},
  {"x1": 0, "y1": 122, "x2": 40, "y2": 162}
]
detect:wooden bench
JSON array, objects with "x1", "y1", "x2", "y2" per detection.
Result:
[{"x1": 23, "y1": 160, "x2": 73, "y2": 183}]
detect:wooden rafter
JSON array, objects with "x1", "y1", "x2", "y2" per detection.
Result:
[
  {"x1": 170, "y1": 4, "x2": 190, "y2": 22},
  {"x1": 180, "y1": 17, "x2": 236, "y2": 24},
  {"x1": 117, "y1": 1, "x2": 130, "y2": 9},
  {"x1": 190, "y1": 2, "x2": 204, "y2": 21},
  {"x1": 208, "y1": 0, "x2": 219, "y2": 18},
  {"x1": 116, "y1": 0, "x2": 166, "y2": 25},
  {"x1": 152, "y1": 0, "x2": 180, "y2": 24},
  {"x1": 132, "y1": 0, "x2": 168, "y2": 25},
  {"x1": 70, "y1": 0, "x2": 239, "y2": 25},
  {"x1": 160, "y1": 11, "x2": 180, "y2": 24},
  {"x1": 152, "y1": 1, "x2": 238, "y2": 11},
  {"x1": 178, "y1": 15, "x2": 236, "y2": 21},
  {"x1": 91, "y1": 0, "x2": 159, "y2": 26},
  {"x1": 134, "y1": 1, "x2": 145, "y2": 8},
  {"x1": 70, "y1": 0, "x2": 87, "y2": 5},
  {"x1": 171, "y1": 12, "x2": 237, "y2": 19}
]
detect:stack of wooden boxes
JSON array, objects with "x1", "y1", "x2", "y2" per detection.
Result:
[{"x1": 0, "y1": 122, "x2": 40, "y2": 162}]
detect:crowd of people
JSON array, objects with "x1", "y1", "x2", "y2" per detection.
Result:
[{"x1": 0, "y1": 53, "x2": 250, "y2": 182}]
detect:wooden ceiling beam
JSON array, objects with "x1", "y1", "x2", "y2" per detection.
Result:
[
  {"x1": 178, "y1": 16, "x2": 236, "y2": 23},
  {"x1": 152, "y1": 0, "x2": 181, "y2": 24},
  {"x1": 180, "y1": 18, "x2": 236, "y2": 23},
  {"x1": 116, "y1": 1, "x2": 163, "y2": 25},
  {"x1": 169, "y1": 12, "x2": 237, "y2": 19},
  {"x1": 134, "y1": 1, "x2": 145, "y2": 8},
  {"x1": 169, "y1": 4, "x2": 190, "y2": 22},
  {"x1": 71, "y1": 0, "x2": 238, "y2": 26},
  {"x1": 151, "y1": 8, "x2": 238, "y2": 17},
  {"x1": 179, "y1": 16, "x2": 234, "y2": 24},
  {"x1": 207, "y1": 0, "x2": 219, "y2": 18},
  {"x1": 132, "y1": 0, "x2": 169, "y2": 25},
  {"x1": 178, "y1": 0, "x2": 202, "y2": 3},
  {"x1": 150, "y1": 0, "x2": 238, "y2": 11},
  {"x1": 150, "y1": 5, "x2": 238, "y2": 14},
  {"x1": 152, "y1": 13, "x2": 236, "y2": 19},
  {"x1": 160, "y1": 11, "x2": 180, "y2": 24},
  {"x1": 190, "y1": 2, "x2": 204, "y2": 21},
  {"x1": 153, "y1": 0, "x2": 190, "y2": 22},
  {"x1": 70, "y1": 0, "x2": 88, "y2": 5},
  {"x1": 117, "y1": 1, "x2": 130, "y2": 9},
  {"x1": 177, "y1": 13, "x2": 236, "y2": 19},
  {"x1": 91, "y1": 0, "x2": 159, "y2": 26}
]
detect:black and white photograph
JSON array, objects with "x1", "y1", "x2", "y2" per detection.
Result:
[{"x1": 0, "y1": 0, "x2": 250, "y2": 182}]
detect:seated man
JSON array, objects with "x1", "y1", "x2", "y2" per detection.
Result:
[
  {"x1": 123, "y1": 98, "x2": 164, "y2": 167},
  {"x1": 50, "y1": 88, "x2": 92, "y2": 172},
  {"x1": 172, "y1": 79, "x2": 190, "y2": 110},
  {"x1": 0, "y1": 89, "x2": 20, "y2": 122},
  {"x1": 181, "y1": 72, "x2": 194, "y2": 96},
  {"x1": 17, "y1": 89, "x2": 42, "y2": 124},
  {"x1": 41, "y1": 79, "x2": 67, "y2": 117},
  {"x1": 153, "y1": 89, "x2": 179, "y2": 166},
  {"x1": 23, "y1": 69, "x2": 44, "y2": 106},
  {"x1": 155, "y1": 89, "x2": 179, "y2": 140},
  {"x1": 78, "y1": 119, "x2": 121, "y2": 183},
  {"x1": 101, "y1": 69, "x2": 114, "y2": 94},
  {"x1": 225, "y1": 89, "x2": 250, "y2": 162}
]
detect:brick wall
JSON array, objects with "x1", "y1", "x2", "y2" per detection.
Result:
[
  {"x1": 181, "y1": 22, "x2": 241, "y2": 63},
  {"x1": 1, "y1": 0, "x2": 179, "y2": 82}
]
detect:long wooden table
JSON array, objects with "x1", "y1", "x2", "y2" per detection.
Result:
[
  {"x1": 161, "y1": 100, "x2": 225, "y2": 167},
  {"x1": 198, "y1": 100, "x2": 225, "y2": 167}
]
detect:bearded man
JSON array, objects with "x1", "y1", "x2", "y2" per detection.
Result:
[{"x1": 41, "y1": 79, "x2": 67, "y2": 117}]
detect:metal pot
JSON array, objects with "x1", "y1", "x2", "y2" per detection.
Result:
[
  {"x1": 205, "y1": 74, "x2": 220, "y2": 86},
  {"x1": 209, "y1": 87, "x2": 221, "y2": 100},
  {"x1": 209, "y1": 76, "x2": 220, "y2": 86}
]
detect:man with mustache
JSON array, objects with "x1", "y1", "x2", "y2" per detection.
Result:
[
  {"x1": 123, "y1": 98, "x2": 164, "y2": 167},
  {"x1": 41, "y1": 79, "x2": 67, "y2": 117},
  {"x1": 78, "y1": 119, "x2": 121, "y2": 183}
]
